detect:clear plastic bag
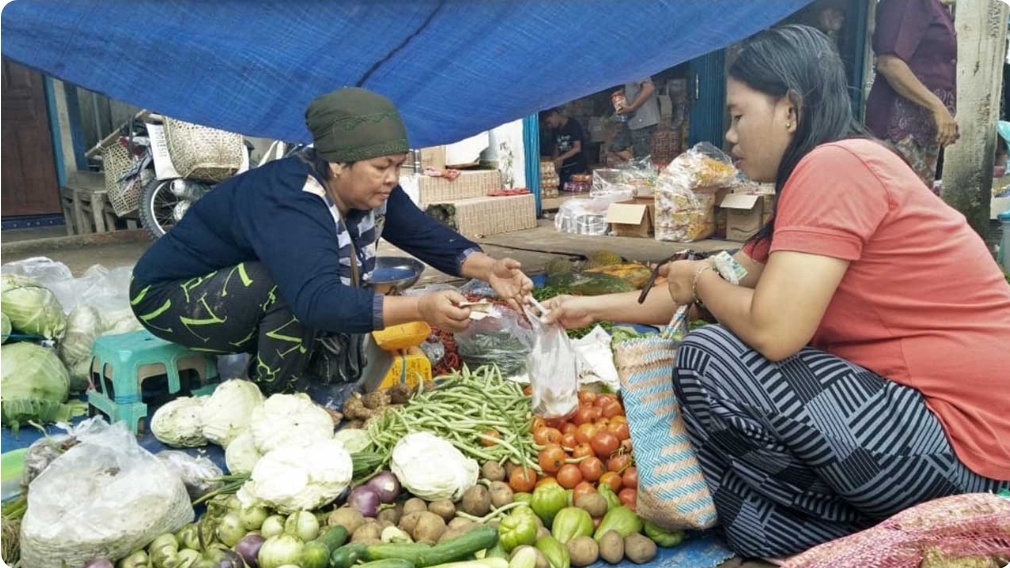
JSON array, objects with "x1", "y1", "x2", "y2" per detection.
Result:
[
  {"x1": 19, "y1": 418, "x2": 194, "y2": 568},
  {"x1": 655, "y1": 143, "x2": 737, "y2": 243},
  {"x1": 156, "y1": 450, "x2": 224, "y2": 499},
  {"x1": 454, "y1": 305, "x2": 535, "y2": 376},
  {"x1": 523, "y1": 306, "x2": 579, "y2": 420}
]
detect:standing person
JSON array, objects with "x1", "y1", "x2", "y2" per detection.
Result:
[
  {"x1": 543, "y1": 25, "x2": 1010, "y2": 557},
  {"x1": 540, "y1": 107, "x2": 588, "y2": 186},
  {"x1": 610, "y1": 77, "x2": 661, "y2": 159},
  {"x1": 131, "y1": 87, "x2": 533, "y2": 393},
  {"x1": 865, "y1": 0, "x2": 958, "y2": 187}
]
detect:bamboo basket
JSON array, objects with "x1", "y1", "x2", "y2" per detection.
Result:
[{"x1": 163, "y1": 118, "x2": 244, "y2": 183}]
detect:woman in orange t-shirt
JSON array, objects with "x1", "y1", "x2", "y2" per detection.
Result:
[{"x1": 544, "y1": 25, "x2": 1010, "y2": 556}]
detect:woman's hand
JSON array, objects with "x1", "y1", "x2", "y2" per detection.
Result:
[
  {"x1": 418, "y1": 290, "x2": 471, "y2": 333},
  {"x1": 933, "y1": 106, "x2": 959, "y2": 147},
  {"x1": 488, "y1": 258, "x2": 534, "y2": 312},
  {"x1": 660, "y1": 260, "x2": 710, "y2": 305},
  {"x1": 541, "y1": 294, "x2": 595, "y2": 329}
]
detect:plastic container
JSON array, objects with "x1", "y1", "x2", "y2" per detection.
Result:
[
  {"x1": 378, "y1": 346, "x2": 433, "y2": 390},
  {"x1": 998, "y1": 210, "x2": 1010, "y2": 273},
  {"x1": 372, "y1": 321, "x2": 432, "y2": 352}
]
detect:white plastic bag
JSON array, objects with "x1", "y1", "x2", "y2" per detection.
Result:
[
  {"x1": 523, "y1": 306, "x2": 579, "y2": 420},
  {"x1": 19, "y1": 418, "x2": 194, "y2": 568}
]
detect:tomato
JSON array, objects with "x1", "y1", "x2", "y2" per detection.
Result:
[
  {"x1": 599, "y1": 471, "x2": 623, "y2": 493},
  {"x1": 562, "y1": 422, "x2": 578, "y2": 436},
  {"x1": 560, "y1": 433, "x2": 578, "y2": 449},
  {"x1": 622, "y1": 466, "x2": 638, "y2": 490},
  {"x1": 532, "y1": 417, "x2": 547, "y2": 431},
  {"x1": 587, "y1": 407, "x2": 603, "y2": 422},
  {"x1": 571, "y1": 443, "x2": 595, "y2": 459},
  {"x1": 572, "y1": 481, "x2": 596, "y2": 505},
  {"x1": 591, "y1": 431, "x2": 620, "y2": 458},
  {"x1": 601, "y1": 400, "x2": 624, "y2": 419},
  {"x1": 575, "y1": 423, "x2": 599, "y2": 445},
  {"x1": 578, "y1": 456, "x2": 605, "y2": 482},
  {"x1": 534, "y1": 427, "x2": 563, "y2": 445},
  {"x1": 556, "y1": 464, "x2": 584, "y2": 489},
  {"x1": 538, "y1": 444, "x2": 566, "y2": 473},
  {"x1": 607, "y1": 453, "x2": 632, "y2": 474},
  {"x1": 618, "y1": 487, "x2": 637, "y2": 510},
  {"x1": 573, "y1": 406, "x2": 596, "y2": 426},
  {"x1": 523, "y1": 385, "x2": 533, "y2": 397},
  {"x1": 532, "y1": 427, "x2": 550, "y2": 445},
  {"x1": 509, "y1": 466, "x2": 537, "y2": 493},
  {"x1": 607, "y1": 421, "x2": 631, "y2": 442},
  {"x1": 545, "y1": 418, "x2": 568, "y2": 430},
  {"x1": 594, "y1": 394, "x2": 618, "y2": 409},
  {"x1": 578, "y1": 391, "x2": 598, "y2": 406},
  {"x1": 609, "y1": 415, "x2": 628, "y2": 426},
  {"x1": 480, "y1": 430, "x2": 501, "y2": 447}
]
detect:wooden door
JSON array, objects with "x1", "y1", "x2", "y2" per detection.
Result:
[{"x1": 1, "y1": 58, "x2": 60, "y2": 217}]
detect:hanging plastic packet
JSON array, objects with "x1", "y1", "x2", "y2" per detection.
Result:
[{"x1": 523, "y1": 300, "x2": 579, "y2": 420}]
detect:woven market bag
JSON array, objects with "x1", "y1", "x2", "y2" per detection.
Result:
[
  {"x1": 101, "y1": 139, "x2": 149, "y2": 216},
  {"x1": 163, "y1": 117, "x2": 244, "y2": 183},
  {"x1": 613, "y1": 325, "x2": 717, "y2": 530}
]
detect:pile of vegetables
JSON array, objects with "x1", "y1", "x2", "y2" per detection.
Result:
[{"x1": 0, "y1": 342, "x2": 86, "y2": 434}]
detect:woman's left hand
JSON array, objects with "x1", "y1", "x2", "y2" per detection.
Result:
[
  {"x1": 488, "y1": 257, "x2": 534, "y2": 311},
  {"x1": 660, "y1": 259, "x2": 710, "y2": 305}
]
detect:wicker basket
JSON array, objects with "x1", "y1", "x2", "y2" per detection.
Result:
[
  {"x1": 102, "y1": 140, "x2": 150, "y2": 216},
  {"x1": 163, "y1": 118, "x2": 244, "y2": 183}
]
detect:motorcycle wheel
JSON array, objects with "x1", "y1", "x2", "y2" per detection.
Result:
[{"x1": 139, "y1": 178, "x2": 181, "y2": 239}]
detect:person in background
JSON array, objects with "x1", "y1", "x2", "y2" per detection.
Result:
[
  {"x1": 131, "y1": 87, "x2": 533, "y2": 393},
  {"x1": 610, "y1": 77, "x2": 661, "y2": 159},
  {"x1": 865, "y1": 0, "x2": 958, "y2": 187},
  {"x1": 544, "y1": 25, "x2": 1010, "y2": 557},
  {"x1": 540, "y1": 107, "x2": 588, "y2": 186}
]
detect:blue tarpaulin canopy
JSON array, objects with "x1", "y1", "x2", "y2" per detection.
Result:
[{"x1": 1, "y1": 0, "x2": 810, "y2": 147}]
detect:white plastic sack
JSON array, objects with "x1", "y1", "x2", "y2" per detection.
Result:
[
  {"x1": 523, "y1": 306, "x2": 579, "y2": 420},
  {"x1": 19, "y1": 418, "x2": 194, "y2": 568}
]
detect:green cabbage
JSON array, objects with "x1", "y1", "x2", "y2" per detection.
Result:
[
  {"x1": 1, "y1": 342, "x2": 70, "y2": 403},
  {"x1": 1, "y1": 312, "x2": 9, "y2": 344},
  {"x1": 1, "y1": 274, "x2": 66, "y2": 339}
]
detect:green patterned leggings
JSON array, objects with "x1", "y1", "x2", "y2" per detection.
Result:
[{"x1": 129, "y1": 262, "x2": 315, "y2": 393}]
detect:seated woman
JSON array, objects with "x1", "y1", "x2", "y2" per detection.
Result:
[
  {"x1": 131, "y1": 87, "x2": 532, "y2": 393},
  {"x1": 545, "y1": 25, "x2": 1010, "y2": 557}
]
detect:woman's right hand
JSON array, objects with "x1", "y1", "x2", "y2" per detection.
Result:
[
  {"x1": 933, "y1": 107, "x2": 959, "y2": 147},
  {"x1": 541, "y1": 294, "x2": 595, "y2": 329},
  {"x1": 418, "y1": 290, "x2": 471, "y2": 333}
]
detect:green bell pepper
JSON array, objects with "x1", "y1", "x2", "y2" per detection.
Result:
[
  {"x1": 534, "y1": 536, "x2": 570, "y2": 568},
  {"x1": 530, "y1": 483, "x2": 568, "y2": 526},
  {"x1": 550, "y1": 508, "x2": 593, "y2": 545},
  {"x1": 498, "y1": 507, "x2": 539, "y2": 552},
  {"x1": 592, "y1": 506, "x2": 643, "y2": 541},
  {"x1": 596, "y1": 484, "x2": 621, "y2": 511},
  {"x1": 643, "y1": 521, "x2": 685, "y2": 548}
]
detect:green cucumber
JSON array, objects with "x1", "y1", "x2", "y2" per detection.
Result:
[
  {"x1": 357, "y1": 560, "x2": 417, "y2": 568},
  {"x1": 331, "y1": 543, "x2": 369, "y2": 568},
  {"x1": 366, "y1": 526, "x2": 500, "y2": 567},
  {"x1": 315, "y1": 525, "x2": 349, "y2": 552}
]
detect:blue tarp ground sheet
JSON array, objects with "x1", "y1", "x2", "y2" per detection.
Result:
[{"x1": 2, "y1": 0, "x2": 809, "y2": 147}]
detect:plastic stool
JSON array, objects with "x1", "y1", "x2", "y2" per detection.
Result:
[{"x1": 87, "y1": 329, "x2": 220, "y2": 433}]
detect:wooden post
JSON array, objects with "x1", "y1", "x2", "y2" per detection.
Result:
[{"x1": 942, "y1": 0, "x2": 1008, "y2": 239}]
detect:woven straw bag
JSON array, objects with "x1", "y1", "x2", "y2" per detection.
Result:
[
  {"x1": 101, "y1": 140, "x2": 149, "y2": 216},
  {"x1": 613, "y1": 326, "x2": 717, "y2": 530},
  {"x1": 163, "y1": 117, "x2": 244, "y2": 183}
]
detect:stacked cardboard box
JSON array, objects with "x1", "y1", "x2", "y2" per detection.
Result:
[{"x1": 425, "y1": 194, "x2": 537, "y2": 239}]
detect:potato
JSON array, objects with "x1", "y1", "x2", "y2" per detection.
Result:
[
  {"x1": 598, "y1": 530, "x2": 624, "y2": 564},
  {"x1": 460, "y1": 485, "x2": 491, "y2": 517},
  {"x1": 623, "y1": 533, "x2": 657, "y2": 564},
  {"x1": 481, "y1": 461, "x2": 506, "y2": 482},
  {"x1": 575, "y1": 493, "x2": 608, "y2": 519},
  {"x1": 377, "y1": 505, "x2": 402, "y2": 526},
  {"x1": 402, "y1": 498, "x2": 429, "y2": 516},
  {"x1": 567, "y1": 536, "x2": 600, "y2": 567},
  {"x1": 428, "y1": 500, "x2": 457, "y2": 522},
  {"x1": 533, "y1": 548, "x2": 550, "y2": 568},
  {"x1": 328, "y1": 507, "x2": 365, "y2": 534},
  {"x1": 351, "y1": 521, "x2": 382, "y2": 543},
  {"x1": 377, "y1": 519, "x2": 394, "y2": 531},
  {"x1": 448, "y1": 517, "x2": 474, "y2": 530},
  {"x1": 398, "y1": 511, "x2": 423, "y2": 535},
  {"x1": 488, "y1": 481, "x2": 514, "y2": 509},
  {"x1": 438, "y1": 527, "x2": 466, "y2": 543},
  {"x1": 412, "y1": 511, "x2": 448, "y2": 543}
]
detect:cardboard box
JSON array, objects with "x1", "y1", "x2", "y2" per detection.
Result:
[
  {"x1": 425, "y1": 193, "x2": 536, "y2": 238},
  {"x1": 606, "y1": 198, "x2": 656, "y2": 238},
  {"x1": 420, "y1": 169, "x2": 502, "y2": 206},
  {"x1": 418, "y1": 145, "x2": 446, "y2": 171},
  {"x1": 720, "y1": 193, "x2": 764, "y2": 241}
]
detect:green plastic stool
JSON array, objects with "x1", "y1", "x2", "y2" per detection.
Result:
[{"x1": 87, "y1": 329, "x2": 220, "y2": 433}]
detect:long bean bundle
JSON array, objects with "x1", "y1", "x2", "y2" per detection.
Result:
[{"x1": 367, "y1": 365, "x2": 540, "y2": 472}]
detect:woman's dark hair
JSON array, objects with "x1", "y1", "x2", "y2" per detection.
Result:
[{"x1": 729, "y1": 24, "x2": 870, "y2": 244}]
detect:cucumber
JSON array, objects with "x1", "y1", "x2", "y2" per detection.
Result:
[
  {"x1": 301, "y1": 541, "x2": 332, "y2": 568},
  {"x1": 315, "y1": 525, "x2": 349, "y2": 552},
  {"x1": 357, "y1": 560, "x2": 417, "y2": 568},
  {"x1": 366, "y1": 526, "x2": 499, "y2": 567},
  {"x1": 331, "y1": 543, "x2": 369, "y2": 568}
]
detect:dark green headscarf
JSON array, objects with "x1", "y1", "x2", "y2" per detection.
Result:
[{"x1": 305, "y1": 87, "x2": 409, "y2": 163}]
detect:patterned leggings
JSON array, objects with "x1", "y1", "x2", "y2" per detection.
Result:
[
  {"x1": 130, "y1": 262, "x2": 315, "y2": 393},
  {"x1": 674, "y1": 325, "x2": 1008, "y2": 557}
]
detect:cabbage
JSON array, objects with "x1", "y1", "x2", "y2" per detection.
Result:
[
  {"x1": 333, "y1": 428, "x2": 372, "y2": 454},
  {"x1": 250, "y1": 393, "x2": 334, "y2": 454},
  {"x1": 390, "y1": 432, "x2": 479, "y2": 501},
  {"x1": 1, "y1": 342, "x2": 70, "y2": 403},
  {"x1": 1, "y1": 274, "x2": 66, "y2": 339},
  {"x1": 151, "y1": 397, "x2": 207, "y2": 448},
  {"x1": 225, "y1": 431, "x2": 261, "y2": 474},
  {"x1": 237, "y1": 438, "x2": 352, "y2": 513},
  {"x1": 200, "y1": 379, "x2": 265, "y2": 448},
  {"x1": 1, "y1": 312, "x2": 9, "y2": 343},
  {"x1": 58, "y1": 305, "x2": 102, "y2": 392}
]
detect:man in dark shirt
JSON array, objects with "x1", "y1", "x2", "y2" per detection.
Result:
[{"x1": 540, "y1": 108, "x2": 588, "y2": 186}]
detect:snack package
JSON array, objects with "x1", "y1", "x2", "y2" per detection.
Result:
[{"x1": 655, "y1": 143, "x2": 737, "y2": 242}]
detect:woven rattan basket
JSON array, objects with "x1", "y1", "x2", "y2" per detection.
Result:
[
  {"x1": 101, "y1": 140, "x2": 149, "y2": 216},
  {"x1": 163, "y1": 118, "x2": 244, "y2": 183}
]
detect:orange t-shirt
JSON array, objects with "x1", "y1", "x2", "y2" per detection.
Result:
[{"x1": 745, "y1": 139, "x2": 1010, "y2": 480}]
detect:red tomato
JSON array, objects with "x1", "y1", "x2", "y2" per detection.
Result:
[
  {"x1": 575, "y1": 423, "x2": 599, "y2": 445},
  {"x1": 622, "y1": 466, "x2": 638, "y2": 490},
  {"x1": 601, "y1": 400, "x2": 624, "y2": 419},
  {"x1": 562, "y1": 422, "x2": 578, "y2": 436},
  {"x1": 608, "y1": 421, "x2": 631, "y2": 442},
  {"x1": 591, "y1": 431, "x2": 620, "y2": 458},
  {"x1": 561, "y1": 433, "x2": 578, "y2": 449},
  {"x1": 509, "y1": 466, "x2": 537, "y2": 492},
  {"x1": 538, "y1": 444, "x2": 566, "y2": 473},
  {"x1": 594, "y1": 394, "x2": 619, "y2": 409},
  {"x1": 573, "y1": 406, "x2": 596, "y2": 426},
  {"x1": 556, "y1": 464, "x2": 584, "y2": 489},
  {"x1": 607, "y1": 453, "x2": 632, "y2": 474},
  {"x1": 571, "y1": 443, "x2": 595, "y2": 459},
  {"x1": 599, "y1": 471, "x2": 623, "y2": 493},
  {"x1": 572, "y1": 481, "x2": 597, "y2": 505},
  {"x1": 578, "y1": 456, "x2": 605, "y2": 482},
  {"x1": 578, "y1": 391, "x2": 598, "y2": 406},
  {"x1": 618, "y1": 487, "x2": 637, "y2": 510}
]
